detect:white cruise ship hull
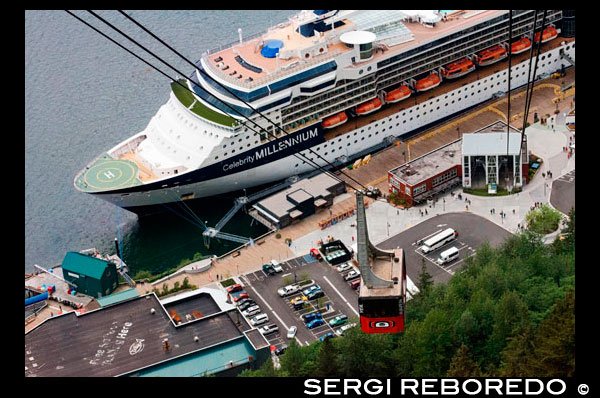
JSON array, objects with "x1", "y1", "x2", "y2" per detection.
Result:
[{"x1": 93, "y1": 41, "x2": 575, "y2": 211}]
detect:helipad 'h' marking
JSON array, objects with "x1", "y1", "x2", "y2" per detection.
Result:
[{"x1": 104, "y1": 170, "x2": 116, "y2": 179}]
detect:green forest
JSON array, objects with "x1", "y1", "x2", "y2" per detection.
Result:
[{"x1": 240, "y1": 208, "x2": 575, "y2": 377}]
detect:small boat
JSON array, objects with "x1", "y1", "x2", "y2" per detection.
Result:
[
  {"x1": 441, "y1": 58, "x2": 475, "y2": 79},
  {"x1": 415, "y1": 73, "x2": 441, "y2": 92},
  {"x1": 385, "y1": 85, "x2": 411, "y2": 103},
  {"x1": 475, "y1": 45, "x2": 507, "y2": 66},
  {"x1": 534, "y1": 26, "x2": 558, "y2": 43},
  {"x1": 356, "y1": 98, "x2": 383, "y2": 115},
  {"x1": 510, "y1": 37, "x2": 532, "y2": 54},
  {"x1": 322, "y1": 112, "x2": 348, "y2": 129}
]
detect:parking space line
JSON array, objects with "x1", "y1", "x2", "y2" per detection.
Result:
[
  {"x1": 414, "y1": 249, "x2": 454, "y2": 275},
  {"x1": 322, "y1": 276, "x2": 359, "y2": 316}
]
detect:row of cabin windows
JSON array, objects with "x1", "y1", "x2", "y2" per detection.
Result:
[{"x1": 217, "y1": 47, "x2": 567, "y2": 161}]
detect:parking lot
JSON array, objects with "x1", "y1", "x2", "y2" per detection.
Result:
[
  {"x1": 224, "y1": 212, "x2": 512, "y2": 353},
  {"x1": 236, "y1": 254, "x2": 360, "y2": 350},
  {"x1": 378, "y1": 212, "x2": 513, "y2": 284}
]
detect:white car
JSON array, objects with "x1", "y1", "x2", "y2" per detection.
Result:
[
  {"x1": 271, "y1": 259, "x2": 283, "y2": 272},
  {"x1": 335, "y1": 262, "x2": 353, "y2": 272},
  {"x1": 287, "y1": 326, "x2": 297, "y2": 339},
  {"x1": 344, "y1": 270, "x2": 361, "y2": 281},
  {"x1": 259, "y1": 324, "x2": 279, "y2": 335},
  {"x1": 241, "y1": 305, "x2": 261, "y2": 317},
  {"x1": 277, "y1": 284, "x2": 300, "y2": 297},
  {"x1": 250, "y1": 313, "x2": 269, "y2": 326},
  {"x1": 335, "y1": 323, "x2": 357, "y2": 336}
]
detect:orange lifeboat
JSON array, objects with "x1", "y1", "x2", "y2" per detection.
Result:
[
  {"x1": 511, "y1": 37, "x2": 532, "y2": 54},
  {"x1": 322, "y1": 112, "x2": 348, "y2": 129},
  {"x1": 475, "y1": 45, "x2": 507, "y2": 66},
  {"x1": 415, "y1": 74, "x2": 441, "y2": 92},
  {"x1": 356, "y1": 98, "x2": 383, "y2": 116},
  {"x1": 441, "y1": 58, "x2": 475, "y2": 79},
  {"x1": 385, "y1": 85, "x2": 411, "y2": 103},
  {"x1": 534, "y1": 26, "x2": 558, "y2": 43}
]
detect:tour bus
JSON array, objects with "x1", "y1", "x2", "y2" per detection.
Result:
[
  {"x1": 436, "y1": 246, "x2": 459, "y2": 265},
  {"x1": 420, "y1": 228, "x2": 458, "y2": 253}
]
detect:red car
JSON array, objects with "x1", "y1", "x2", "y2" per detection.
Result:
[
  {"x1": 233, "y1": 292, "x2": 249, "y2": 302},
  {"x1": 310, "y1": 248, "x2": 321, "y2": 260},
  {"x1": 226, "y1": 283, "x2": 243, "y2": 293},
  {"x1": 350, "y1": 279, "x2": 360, "y2": 290}
]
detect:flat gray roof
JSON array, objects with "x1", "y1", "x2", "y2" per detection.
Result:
[
  {"x1": 390, "y1": 140, "x2": 462, "y2": 186},
  {"x1": 256, "y1": 172, "x2": 342, "y2": 219},
  {"x1": 462, "y1": 132, "x2": 522, "y2": 156}
]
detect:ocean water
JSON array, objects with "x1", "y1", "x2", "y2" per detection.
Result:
[{"x1": 25, "y1": 10, "x2": 297, "y2": 275}]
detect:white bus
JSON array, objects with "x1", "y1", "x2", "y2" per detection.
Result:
[
  {"x1": 436, "y1": 246, "x2": 459, "y2": 265},
  {"x1": 420, "y1": 228, "x2": 458, "y2": 253}
]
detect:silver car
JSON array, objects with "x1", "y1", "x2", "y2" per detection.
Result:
[{"x1": 287, "y1": 325, "x2": 297, "y2": 339}]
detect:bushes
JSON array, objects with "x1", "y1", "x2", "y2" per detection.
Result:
[
  {"x1": 388, "y1": 191, "x2": 408, "y2": 207},
  {"x1": 526, "y1": 204, "x2": 563, "y2": 234}
]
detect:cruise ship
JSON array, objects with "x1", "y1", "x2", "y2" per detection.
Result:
[{"x1": 74, "y1": 10, "x2": 575, "y2": 211}]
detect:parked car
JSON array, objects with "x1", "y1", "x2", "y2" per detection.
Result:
[
  {"x1": 307, "y1": 318, "x2": 325, "y2": 329},
  {"x1": 335, "y1": 323, "x2": 356, "y2": 336},
  {"x1": 310, "y1": 248, "x2": 322, "y2": 260},
  {"x1": 232, "y1": 292, "x2": 250, "y2": 302},
  {"x1": 259, "y1": 324, "x2": 279, "y2": 335},
  {"x1": 262, "y1": 263, "x2": 275, "y2": 276},
  {"x1": 319, "y1": 332, "x2": 335, "y2": 342},
  {"x1": 302, "y1": 284, "x2": 321, "y2": 296},
  {"x1": 278, "y1": 284, "x2": 301, "y2": 297},
  {"x1": 350, "y1": 279, "x2": 360, "y2": 290},
  {"x1": 287, "y1": 326, "x2": 297, "y2": 339},
  {"x1": 274, "y1": 344, "x2": 288, "y2": 356},
  {"x1": 250, "y1": 313, "x2": 269, "y2": 326},
  {"x1": 226, "y1": 283, "x2": 243, "y2": 293},
  {"x1": 329, "y1": 314, "x2": 348, "y2": 327},
  {"x1": 242, "y1": 305, "x2": 261, "y2": 317},
  {"x1": 271, "y1": 259, "x2": 283, "y2": 273},
  {"x1": 236, "y1": 298, "x2": 254, "y2": 308},
  {"x1": 307, "y1": 289, "x2": 324, "y2": 300},
  {"x1": 303, "y1": 312, "x2": 323, "y2": 324},
  {"x1": 290, "y1": 295, "x2": 308, "y2": 305},
  {"x1": 335, "y1": 262, "x2": 353, "y2": 272},
  {"x1": 238, "y1": 300, "x2": 257, "y2": 311},
  {"x1": 344, "y1": 270, "x2": 361, "y2": 281}
]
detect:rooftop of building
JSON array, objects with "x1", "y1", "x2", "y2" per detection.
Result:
[
  {"x1": 25, "y1": 288, "x2": 262, "y2": 377},
  {"x1": 61, "y1": 251, "x2": 115, "y2": 279},
  {"x1": 255, "y1": 172, "x2": 343, "y2": 218}
]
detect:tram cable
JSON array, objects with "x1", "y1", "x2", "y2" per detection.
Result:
[
  {"x1": 111, "y1": 9, "x2": 370, "y2": 192},
  {"x1": 67, "y1": 11, "x2": 362, "y2": 200},
  {"x1": 76, "y1": 10, "x2": 357, "y2": 193}
]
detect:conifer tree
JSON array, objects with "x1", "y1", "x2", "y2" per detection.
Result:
[{"x1": 447, "y1": 344, "x2": 482, "y2": 377}]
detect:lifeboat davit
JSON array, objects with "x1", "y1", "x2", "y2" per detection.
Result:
[
  {"x1": 475, "y1": 45, "x2": 507, "y2": 66},
  {"x1": 415, "y1": 74, "x2": 441, "y2": 92},
  {"x1": 510, "y1": 37, "x2": 532, "y2": 54},
  {"x1": 356, "y1": 98, "x2": 383, "y2": 116},
  {"x1": 385, "y1": 85, "x2": 411, "y2": 103},
  {"x1": 322, "y1": 112, "x2": 348, "y2": 129},
  {"x1": 534, "y1": 26, "x2": 558, "y2": 44},
  {"x1": 441, "y1": 58, "x2": 475, "y2": 79}
]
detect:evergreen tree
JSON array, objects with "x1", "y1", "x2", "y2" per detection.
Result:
[
  {"x1": 417, "y1": 258, "x2": 433, "y2": 294},
  {"x1": 447, "y1": 344, "x2": 482, "y2": 377},
  {"x1": 315, "y1": 337, "x2": 340, "y2": 377},
  {"x1": 279, "y1": 339, "x2": 306, "y2": 377}
]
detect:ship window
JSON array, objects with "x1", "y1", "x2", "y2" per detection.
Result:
[
  {"x1": 396, "y1": 123, "x2": 399, "y2": 127},
  {"x1": 215, "y1": 156, "x2": 219, "y2": 160},
  {"x1": 224, "y1": 152, "x2": 228, "y2": 156},
  {"x1": 347, "y1": 143, "x2": 351, "y2": 146},
  {"x1": 368, "y1": 134, "x2": 372, "y2": 137},
  {"x1": 295, "y1": 164, "x2": 298, "y2": 167}
]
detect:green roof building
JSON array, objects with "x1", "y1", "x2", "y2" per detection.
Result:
[{"x1": 61, "y1": 252, "x2": 118, "y2": 298}]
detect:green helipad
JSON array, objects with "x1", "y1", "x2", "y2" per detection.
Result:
[{"x1": 75, "y1": 156, "x2": 142, "y2": 192}]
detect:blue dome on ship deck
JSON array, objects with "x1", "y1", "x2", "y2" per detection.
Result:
[{"x1": 261, "y1": 40, "x2": 284, "y2": 58}]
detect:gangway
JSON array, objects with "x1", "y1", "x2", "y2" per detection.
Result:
[{"x1": 33, "y1": 264, "x2": 77, "y2": 288}]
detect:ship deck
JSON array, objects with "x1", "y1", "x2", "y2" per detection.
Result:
[
  {"x1": 323, "y1": 36, "x2": 574, "y2": 141},
  {"x1": 75, "y1": 154, "x2": 143, "y2": 192}
]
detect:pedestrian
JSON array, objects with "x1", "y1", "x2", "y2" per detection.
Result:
[
  {"x1": 216, "y1": 274, "x2": 219, "y2": 280},
  {"x1": 466, "y1": 205, "x2": 469, "y2": 211},
  {"x1": 469, "y1": 199, "x2": 471, "y2": 205},
  {"x1": 425, "y1": 209, "x2": 428, "y2": 215},
  {"x1": 517, "y1": 223, "x2": 521, "y2": 229},
  {"x1": 542, "y1": 172, "x2": 545, "y2": 178},
  {"x1": 397, "y1": 209, "x2": 399, "y2": 215},
  {"x1": 490, "y1": 209, "x2": 493, "y2": 215},
  {"x1": 512, "y1": 209, "x2": 515, "y2": 214}
]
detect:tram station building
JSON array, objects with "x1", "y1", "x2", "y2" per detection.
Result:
[{"x1": 388, "y1": 121, "x2": 528, "y2": 205}]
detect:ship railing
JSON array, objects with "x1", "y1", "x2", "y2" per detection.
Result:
[{"x1": 202, "y1": 49, "x2": 342, "y2": 89}]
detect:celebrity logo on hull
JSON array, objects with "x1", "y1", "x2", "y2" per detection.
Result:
[{"x1": 222, "y1": 128, "x2": 320, "y2": 171}]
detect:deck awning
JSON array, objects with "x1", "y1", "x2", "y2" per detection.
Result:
[
  {"x1": 314, "y1": 198, "x2": 328, "y2": 207},
  {"x1": 290, "y1": 210, "x2": 303, "y2": 218}
]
